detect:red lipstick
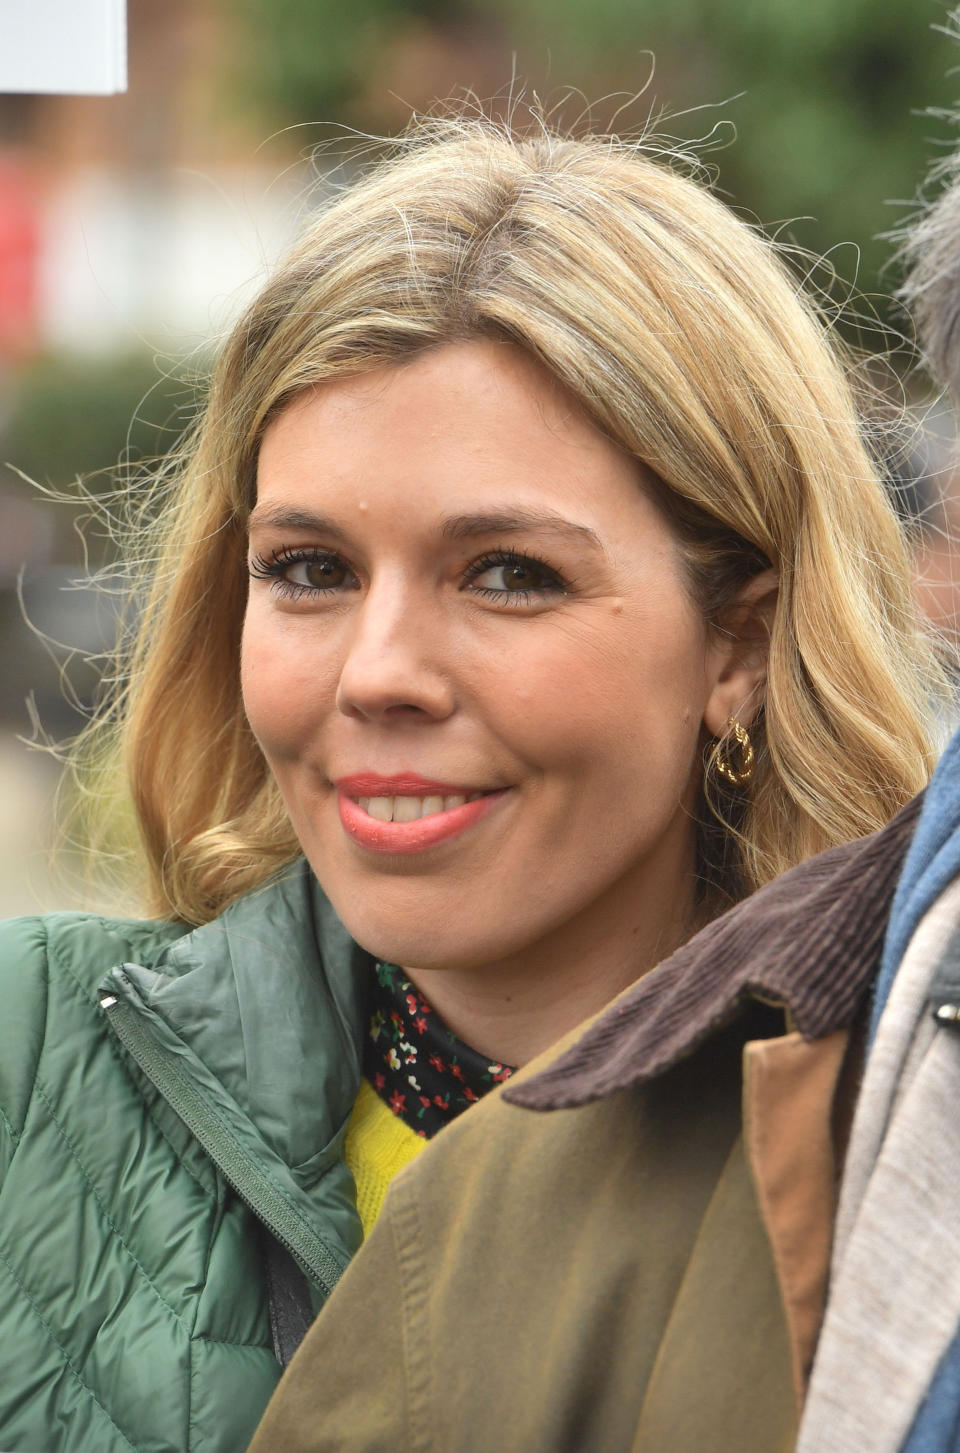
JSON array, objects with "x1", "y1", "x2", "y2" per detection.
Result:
[{"x1": 335, "y1": 773, "x2": 487, "y2": 797}]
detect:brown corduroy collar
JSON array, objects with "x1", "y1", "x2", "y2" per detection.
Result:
[{"x1": 505, "y1": 794, "x2": 923, "y2": 1113}]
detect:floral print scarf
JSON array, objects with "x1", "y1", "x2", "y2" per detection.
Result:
[{"x1": 365, "y1": 961, "x2": 515, "y2": 1137}]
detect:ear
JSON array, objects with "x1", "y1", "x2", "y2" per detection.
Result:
[{"x1": 702, "y1": 567, "x2": 778, "y2": 737}]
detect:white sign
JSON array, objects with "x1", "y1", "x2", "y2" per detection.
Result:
[{"x1": 0, "y1": 0, "x2": 127, "y2": 95}]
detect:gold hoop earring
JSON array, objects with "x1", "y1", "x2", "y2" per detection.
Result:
[{"x1": 712, "y1": 719, "x2": 755, "y2": 787}]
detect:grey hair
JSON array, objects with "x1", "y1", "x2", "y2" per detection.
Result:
[
  {"x1": 901, "y1": 170, "x2": 960, "y2": 401},
  {"x1": 899, "y1": 15, "x2": 960, "y2": 400}
]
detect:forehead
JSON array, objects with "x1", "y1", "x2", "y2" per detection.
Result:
[{"x1": 254, "y1": 339, "x2": 649, "y2": 533}]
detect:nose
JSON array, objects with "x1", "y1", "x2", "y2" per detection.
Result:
[{"x1": 335, "y1": 579, "x2": 456, "y2": 723}]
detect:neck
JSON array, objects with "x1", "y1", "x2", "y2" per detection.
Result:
[{"x1": 405, "y1": 869, "x2": 697, "y2": 1069}]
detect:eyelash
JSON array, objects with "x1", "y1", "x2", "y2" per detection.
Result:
[
  {"x1": 461, "y1": 548, "x2": 569, "y2": 604},
  {"x1": 247, "y1": 546, "x2": 355, "y2": 602},
  {"x1": 247, "y1": 545, "x2": 570, "y2": 605}
]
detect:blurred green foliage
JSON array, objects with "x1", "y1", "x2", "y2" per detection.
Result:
[
  {"x1": 2, "y1": 353, "x2": 200, "y2": 495},
  {"x1": 230, "y1": 0, "x2": 448, "y2": 122},
  {"x1": 232, "y1": 0, "x2": 959, "y2": 308}
]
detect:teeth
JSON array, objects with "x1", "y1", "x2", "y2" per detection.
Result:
[
  {"x1": 357, "y1": 793, "x2": 478, "y2": 823},
  {"x1": 393, "y1": 796, "x2": 423, "y2": 823}
]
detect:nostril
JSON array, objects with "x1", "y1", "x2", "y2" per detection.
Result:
[{"x1": 335, "y1": 663, "x2": 456, "y2": 723}]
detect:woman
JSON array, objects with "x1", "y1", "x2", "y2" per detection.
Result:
[
  {"x1": 247, "y1": 118, "x2": 960, "y2": 1453},
  {"x1": 0, "y1": 116, "x2": 940, "y2": 1453}
]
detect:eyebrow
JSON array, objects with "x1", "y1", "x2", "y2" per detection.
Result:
[
  {"x1": 247, "y1": 505, "x2": 346, "y2": 537},
  {"x1": 247, "y1": 503, "x2": 606, "y2": 553},
  {"x1": 440, "y1": 509, "x2": 605, "y2": 552}
]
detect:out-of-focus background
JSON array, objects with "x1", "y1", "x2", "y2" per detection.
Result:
[{"x1": 2, "y1": 0, "x2": 959, "y2": 914}]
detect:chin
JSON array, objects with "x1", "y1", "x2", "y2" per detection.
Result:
[
  {"x1": 335, "y1": 905, "x2": 515, "y2": 974},
  {"x1": 348, "y1": 925, "x2": 477, "y2": 973}
]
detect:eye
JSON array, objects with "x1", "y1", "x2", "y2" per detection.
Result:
[
  {"x1": 464, "y1": 550, "x2": 568, "y2": 603},
  {"x1": 286, "y1": 556, "x2": 352, "y2": 590},
  {"x1": 248, "y1": 548, "x2": 359, "y2": 599}
]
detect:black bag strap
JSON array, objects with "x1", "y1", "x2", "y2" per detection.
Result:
[{"x1": 261, "y1": 1229, "x2": 315, "y2": 1368}]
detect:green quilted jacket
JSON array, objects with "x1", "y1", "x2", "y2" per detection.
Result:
[{"x1": 0, "y1": 861, "x2": 372, "y2": 1453}]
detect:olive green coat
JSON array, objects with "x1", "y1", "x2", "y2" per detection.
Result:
[
  {"x1": 250, "y1": 802, "x2": 922, "y2": 1452},
  {"x1": 251, "y1": 1009, "x2": 798, "y2": 1453}
]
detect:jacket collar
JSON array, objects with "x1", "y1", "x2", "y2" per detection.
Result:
[
  {"x1": 505, "y1": 795, "x2": 923, "y2": 1113},
  {"x1": 101, "y1": 860, "x2": 374, "y2": 1289},
  {"x1": 104, "y1": 860, "x2": 373, "y2": 1171}
]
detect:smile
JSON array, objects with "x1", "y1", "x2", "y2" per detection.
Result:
[
  {"x1": 358, "y1": 792, "x2": 486, "y2": 822},
  {"x1": 336, "y1": 785, "x2": 506, "y2": 854}
]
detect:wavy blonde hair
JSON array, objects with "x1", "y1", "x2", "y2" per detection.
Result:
[{"x1": 87, "y1": 117, "x2": 940, "y2": 924}]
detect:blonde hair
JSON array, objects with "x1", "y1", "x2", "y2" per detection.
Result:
[{"x1": 90, "y1": 117, "x2": 940, "y2": 924}]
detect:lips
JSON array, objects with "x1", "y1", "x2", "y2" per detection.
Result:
[
  {"x1": 334, "y1": 773, "x2": 507, "y2": 854},
  {"x1": 335, "y1": 773, "x2": 491, "y2": 797}
]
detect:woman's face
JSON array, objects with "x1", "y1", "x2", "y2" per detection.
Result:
[{"x1": 243, "y1": 340, "x2": 753, "y2": 976}]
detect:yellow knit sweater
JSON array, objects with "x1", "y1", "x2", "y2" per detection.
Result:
[{"x1": 344, "y1": 1079, "x2": 427, "y2": 1238}]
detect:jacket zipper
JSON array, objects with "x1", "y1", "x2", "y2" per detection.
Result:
[{"x1": 100, "y1": 991, "x2": 343, "y2": 1299}]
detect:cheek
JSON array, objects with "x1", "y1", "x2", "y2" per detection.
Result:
[
  {"x1": 240, "y1": 610, "x2": 336, "y2": 760},
  {"x1": 489, "y1": 602, "x2": 709, "y2": 785}
]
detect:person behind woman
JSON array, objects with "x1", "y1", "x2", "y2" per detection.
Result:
[
  {"x1": 0, "y1": 115, "x2": 940, "y2": 1452},
  {"x1": 796, "y1": 93, "x2": 960, "y2": 1453}
]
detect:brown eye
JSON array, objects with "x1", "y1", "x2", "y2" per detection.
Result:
[
  {"x1": 500, "y1": 562, "x2": 538, "y2": 591},
  {"x1": 247, "y1": 547, "x2": 359, "y2": 597},
  {"x1": 468, "y1": 555, "x2": 565, "y2": 598},
  {"x1": 299, "y1": 557, "x2": 350, "y2": 590}
]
